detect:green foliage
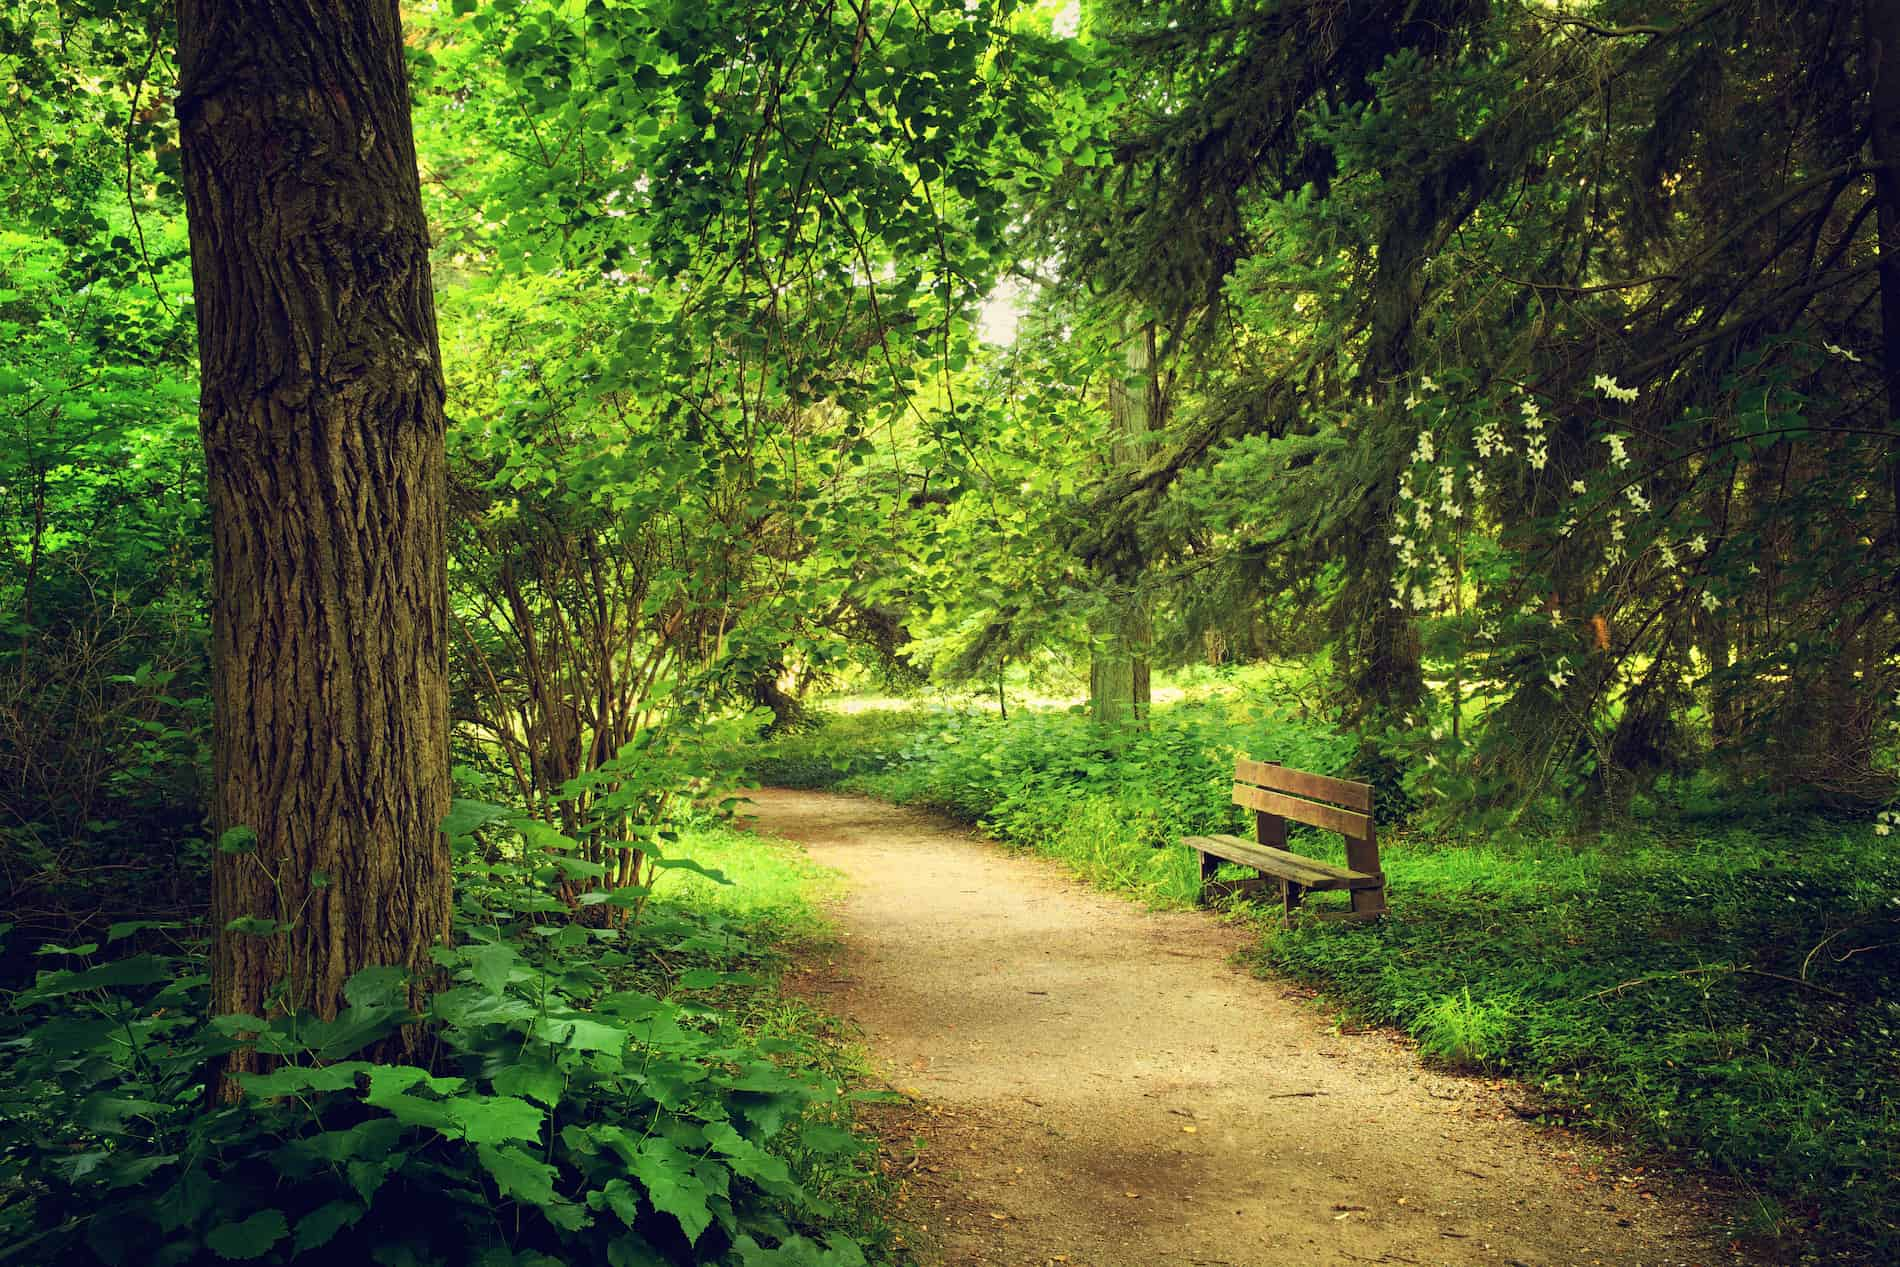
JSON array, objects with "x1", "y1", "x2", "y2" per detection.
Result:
[
  {"x1": 1262, "y1": 819, "x2": 1900, "y2": 1252},
  {"x1": 0, "y1": 820, "x2": 886, "y2": 1266},
  {"x1": 744, "y1": 678, "x2": 1355, "y2": 902}
]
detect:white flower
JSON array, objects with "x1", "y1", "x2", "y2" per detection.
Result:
[
  {"x1": 1429, "y1": 726, "x2": 1444, "y2": 741},
  {"x1": 1570, "y1": 480, "x2": 1588, "y2": 494},
  {"x1": 1658, "y1": 541, "x2": 1678, "y2": 570},
  {"x1": 1823, "y1": 341, "x2": 1862, "y2": 363},
  {"x1": 1405, "y1": 392, "x2": 1420, "y2": 411},
  {"x1": 1413, "y1": 431, "x2": 1436, "y2": 464},
  {"x1": 1625, "y1": 485, "x2": 1651, "y2": 513},
  {"x1": 1604, "y1": 434, "x2": 1630, "y2": 467},
  {"x1": 1689, "y1": 534, "x2": 1708, "y2": 555},
  {"x1": 1520, "y1": 397, "x2": 1541, "y2": 418},
  {"x1": 1701, "y1": 592, "x2": 1720, "y2": 612},
  {"x1": 1420, "y1": 375, "x2": 1437, "y2": 392},
  {"x1": 1877, "y1": 822, "x2": 1893, "y2": 837},
  {"x1": 1469, "y1": 470, "x2": 1487, "y2": 498},
  {"x1": 1593, "y1": 373, "x2": 1639, "y2": 403},
  {"x1": 1549, "y1": 667, "x2": 1570, "y2": 689}
]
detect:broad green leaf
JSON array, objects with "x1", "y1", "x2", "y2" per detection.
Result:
[
  {"x1": 344, "y1": 964, "x2": 410, "y2": 1007},
  {"x1": 492, "y1": 1056, "x2": 565, "y2": 1108},
  {"x1": 453, "y1": 1094, "x2": 545, "y2": 1145},
  {"x1": 478, "y1": 1142, "x2": 560, "y2": 1208},
  {"x1": 465, "y1": 940, "x2": 519, "y2": 995},
  {"x1": 630, "y1": 1137, "x2": 714, "y2": 1244},
  {"x1": 204, "y1": 1210, "x2": 289, "y2": 1260},
  {"x1": 24, "y1": 954, "x2": 172, "y2": 999},
  {"x1": 293, "y1": 1200, "x2": 365, "y2": 1254}
]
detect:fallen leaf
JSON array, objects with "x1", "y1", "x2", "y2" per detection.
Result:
[{"x1": 1181, "y1": 1125, "x2": 1197, "y2": 1134}]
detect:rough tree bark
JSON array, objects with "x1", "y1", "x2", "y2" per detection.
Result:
[{"x1": 175, "y1": 0, "x2": 452, "y2": 1082}]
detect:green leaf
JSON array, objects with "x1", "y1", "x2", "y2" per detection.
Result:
[
  {"x1": 540, "y1": 1014, "x2": 631, "y2": 1053},
  {"x1": 344, "y1": 964, "x2": 410, "y2": 1007},
  {"x1": 293, "y1": 1200, "x2": 365, "y2": 1254},
  {"x1": 237, "y1": 1060, "x2": 372, "y2": 1098},
  {"x1": 630, "y1": 1137, "x2": 714, "y2": 1244},
  {"x1": 478, "y1": 1142, "x2": 560, "y2": 1208},
  {"x1": 24, "y1": 953, "x2": 172, "y2": 999},
  {"x1": 492, "y1": 1056, "x2": 565, "y2": 1108},
  {"x1": 647, "y1": 856, "x2": 731, "y2": 885},
  {"x1": 443, "y1": 798, "x2": 512, "y2": 839},
  {"x1": 703, "y1": 1120, "x2": 797, "y2": 1196},
  {"x1": 204, "y1": 1210, "x2": 289, "y2": 1260},
  {"x1": 223, "y1": 916, "x2": 283, "y2": 937},
  {"x1": 217, "y1": 826, "x2": 257, "y2": 854},
  {"x1": 466, "y1": 941, "x2": 519, "y2": 996},
  {"x1": 454, "y1": 1094, "x2": 545, "y2": 1145},
  {"x1": 797, "y1": 1123, "x2": 861, "y2": 1156},
  {"x1": 303, "y1": 1003, "x2": 408, "y2": 1059}
]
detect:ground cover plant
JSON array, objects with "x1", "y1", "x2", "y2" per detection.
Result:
[
  {"x1": 738, "y1": 681, "x2": 1900, "y2": 1257},
  {"x1": 0, "y1": 818, "x2": 890, "y2": 1266}
]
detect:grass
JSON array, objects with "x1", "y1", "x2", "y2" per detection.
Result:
[
  {"x1": 728, "y1": 684, "x2": 1900, "y2": 1262},
  {"x1": 641, "y1": 819, "x2": 901, "y2": 1258}
]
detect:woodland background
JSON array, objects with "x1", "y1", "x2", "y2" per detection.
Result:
[{"x1": 2, "y1": 1, "x2": 1898, "y2": 1264}]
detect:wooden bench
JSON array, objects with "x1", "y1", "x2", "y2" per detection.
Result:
[{"x1": 1181, "y1": 758, "x2": 1386, "y2": 923}]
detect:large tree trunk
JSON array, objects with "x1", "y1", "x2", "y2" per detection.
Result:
[{"x1": 175, "y1": 0, "x2": 452, "y2": 1084}]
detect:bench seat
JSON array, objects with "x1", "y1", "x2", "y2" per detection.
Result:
[{"x1": 1183, "y1": 834, "x2": 1383, "y2": 891}]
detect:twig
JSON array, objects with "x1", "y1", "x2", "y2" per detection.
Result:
[
  {"x1": 1583, "y1": 964, "x2": 1850, "y2": 1003},
  {"x1": 1266, "y1": 1090, "x2": 1328, "y2": 1099}
]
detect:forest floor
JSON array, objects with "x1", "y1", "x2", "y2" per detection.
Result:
[{"x1": 745, "y1": 787, "x2": 1746, "y2": 1267}]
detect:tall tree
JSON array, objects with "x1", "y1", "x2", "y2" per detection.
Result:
[{"x1": 174, "y1": 0, "x2": 451, "y2": 1078}]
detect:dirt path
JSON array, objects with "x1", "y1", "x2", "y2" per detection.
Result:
[{"x1": 748, "y1": 789, "x2": 1732, "y2": 1267}]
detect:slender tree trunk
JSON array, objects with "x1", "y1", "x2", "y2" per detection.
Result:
[
  {"x1": 175, "y1": 0, "x2": 452, "y2": 1085},
  {"x1": 1089, "y1": 320, "x2": 1161, "y2": 726}
]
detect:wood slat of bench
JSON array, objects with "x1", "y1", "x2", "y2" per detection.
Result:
[
  {"x1": 1230, "y1": 783, "x2": 1374, "y2": 840},
  {"x1": 1184, "y1": 835, "x2": 1383, "y2": 891},
  {"x1": 1234, "y1": 758, "x2": 1372, "y2": 812}
]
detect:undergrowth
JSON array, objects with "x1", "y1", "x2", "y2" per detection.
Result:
[
  {"x1": 0, "y1": 818, "x2": 892, "y2": 1266},
  {"x1": 737, "y1": 694, "x2": 1900, "y2": 1259}
]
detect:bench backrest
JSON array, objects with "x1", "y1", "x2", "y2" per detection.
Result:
[{"x1": 1231, "y1": 757, "x2": 1377, "y2": 874}]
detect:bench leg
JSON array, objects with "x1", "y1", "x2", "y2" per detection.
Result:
[
  {"x1": 1200, "y1": 852, "x2": 1272, "y2": 906},
  {"x1": 1349, "y1": 884, "x2": 1387, "y2": 919},
  {"x1": 1197, "y1": 850, "x2": 1219, "y2": 906},
  {"x1": 1282, "y1": 879, "x2": 1307, "y2": 926}
]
